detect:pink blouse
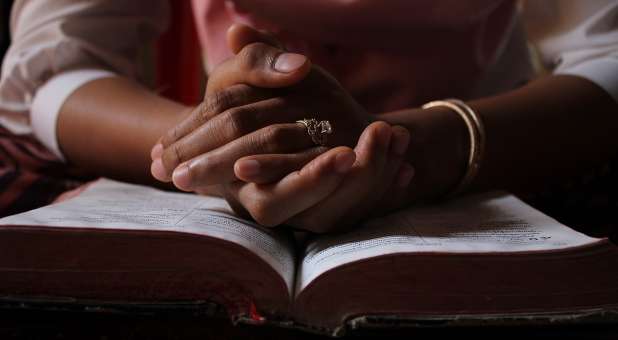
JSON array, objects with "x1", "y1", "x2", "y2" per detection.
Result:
[
  {"x1": 192, "y1": 0, "x2": 517, "y2": 113},
  {"x1": 2, "y1": 0, "x2": 618, "y2": 160}
]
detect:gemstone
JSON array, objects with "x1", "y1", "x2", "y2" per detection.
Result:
[{"x1": 320, "y1": 121, "x2": 332, "y2": 134}]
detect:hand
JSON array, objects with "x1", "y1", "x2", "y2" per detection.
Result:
[
  {"x1": 149, "y1": 25, "x2": 415, "y2": 232},
  {"x1": 150, "y1": 25, "x2": 374, "y2": 193},
  {"x1": 225, "y1": 121, "x2": 414, "y2": 232}
]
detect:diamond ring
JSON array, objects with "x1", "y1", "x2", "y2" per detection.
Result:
[{"x1": 296, "y1": 118, "x2": 333, "y2": 146}]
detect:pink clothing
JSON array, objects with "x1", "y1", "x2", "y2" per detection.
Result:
[{"x1": 191, "y1": 0, "x2": 517, "y2": 113}]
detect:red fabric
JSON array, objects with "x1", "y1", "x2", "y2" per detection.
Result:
[
  {"x1": 156, "y1": 0, "x2": 202, "y2": 106},
  {"x1": 0, "y1": 126, "x2": 85, "y2": 217}
]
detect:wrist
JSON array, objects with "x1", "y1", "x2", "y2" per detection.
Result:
[
  {"x1": 422, "y1": 99, "x2": 485, "y2": 197},
  {"x1": 382, "y1": 106, "x2": 470, "y2": 201}
]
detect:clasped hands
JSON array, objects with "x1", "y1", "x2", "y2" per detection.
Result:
[{"x1": 150, "y1": 25, "x2": 414, "y2": 233}]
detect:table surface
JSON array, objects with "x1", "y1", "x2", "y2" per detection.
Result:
[{"x1": 1, "y1": 309, "x2": 617, "y2": 340}]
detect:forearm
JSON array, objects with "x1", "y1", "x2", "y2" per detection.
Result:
[
  {"x1": 382, "y1": 75, "x2": 618, "y2": 199},
  {"x1": 57, "y1": 77, "x2": 191, "y2": 184},
  {"x1": 470, "y1": 75, "x2": 618, "y2": 193}
]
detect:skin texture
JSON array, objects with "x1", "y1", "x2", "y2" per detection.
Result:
[
  {"x1": 150, "y1": 25, "x2": 414, "y2": 230},
  {"x1": 377, "y1": 74, "x2": 618, "y2": 203},
  {"x1": 57, "y1": 77, "x2": 191, "y2": 185},
  {"x1": 56, "y1": 24, "x2": 618, "y2": 233}
]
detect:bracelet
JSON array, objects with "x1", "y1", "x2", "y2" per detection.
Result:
[{"x1": 422, "y1": 99, "x2": 485, "y2": 197}]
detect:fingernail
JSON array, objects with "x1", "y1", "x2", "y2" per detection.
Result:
[
  {"x1": 397, "y1": 163, "x2": 415, "y2": 187},
  {"x1": 274, "y1": 53, "x2": 307, "y2": 73},
  {"x1": 151, "y1": 159, "x2": 168, "y2": 181},
  {"x1": 335, "y1": 151, "x2": 356, "y2": 174},
  {"x1": 236, "y1": 159, "x2": 260, "y2": 177},
  {"x1": 376, "y1": 123, "x2": 392, "y2": 147},
  {"x1": 151, "y1": 143, "x2": 163, "y2": 160},
  {"x1": 391, "y1": 127, "x2": 410, "y2": 156},
  {"x1": 172, "y1": 164, "x2": 191, "y2": 190}
]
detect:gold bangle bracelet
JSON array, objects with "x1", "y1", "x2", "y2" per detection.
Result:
[{"x1": 422, "y1": 99, "x2": 485, "y2": 197}]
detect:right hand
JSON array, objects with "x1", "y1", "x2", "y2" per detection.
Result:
[
  {"x1": 150, "y1": 25, "x2": 312, "y2": 187},
  {"x1": 150, "y1": 25, "x2": 375, "y2": 193}
]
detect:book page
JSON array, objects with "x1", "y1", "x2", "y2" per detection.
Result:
[
  {"x1": 296, "y1": 192, "x2": 600, "y2": 293},
  {"x1": 0, "y1": 179, "x2": 296, "y2": 293}
]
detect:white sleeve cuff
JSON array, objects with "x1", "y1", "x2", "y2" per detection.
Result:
[
  {"x1": 556, "y1": 57, "x2": 618, "y2": 104},
  {"x1": 30, "y1": 69, "x2": 116, "y2": 161}
]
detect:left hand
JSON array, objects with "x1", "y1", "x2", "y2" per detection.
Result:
[{"x1": 225, "y1": 121, "x2": 414, "y2": 232}]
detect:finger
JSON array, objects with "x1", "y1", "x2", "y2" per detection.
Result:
[
  {"x1": 354, "y1": 121, "x2": 392, "y2": 167},
  {"x1": 373, "y1": 124, "x2": 413, "y2": 209},
  {"x1": 234, "y1": 147, "x2": 328, "y2": 184},
  {"x1": 221, "y1": 181, "x2": 255, "y2": 222},
  {"x1": 151, "y1": 85, "x2": 275, "y2": 181},
  {"x1": 289, "y1": 122, "x2": 404, "y2": 233},
  {"x1": 374, "y1": 139, "x2": 415, "y2": 215},
  {"x1": 171, "y1": 123, "x2": 314, "y2": 191},
  {"x1": 205, "y1": 42, "x2": 311, "y2": 97},
  {"x1": 157, "y1": 84, "x2": 273, "y2": 150},
  {"x1": 151, "y1": 142, "x2": 164, "y2": 160},
  {"x1": 227, "y1": 24, "x2": 284, "y2": 54},
  {"x1": 371, "y1": 125, "x2": 415, "y2": 213},
  {"x1": 390, "y1": 125, "x2": 411, "y2": 157},
  {"x1": 157, "y1": 97, "x2": 308, "y2": 181},
  {"x1": 226, "y1": 146, "x2": 356, "y2": 227}
]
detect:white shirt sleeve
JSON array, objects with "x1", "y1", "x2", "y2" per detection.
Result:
[
  {"x1": 30, "y1": 69, "x2": 116, "y2": 160},
  {"x1": 528, "y1": 0, "x2": 618, "y2": 103},
  {"x1": 0, "y1": 0, "x2": 169, "y2": 160}
]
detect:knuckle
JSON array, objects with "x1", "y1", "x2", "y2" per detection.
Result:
[
  {"x1": 223, "y1": 107, "x2": 254, "y2": 137},
  {"x1": 261, "y1": 125, "x2": 288, "y2": 151},
  {"x1": 169, "y1": 125, "x2": 183, "y2": 143},
  {"x1": 162, "y1": 143, "x2": 183, "y2": 169},
  {"x1": 161, "y1": 126, "x2": 180, "y2": 147},
  {"x1": 205, "y1": 90, "x2": 233, "y2": 116},
  {"x1": 228, "y1": 84, "x2": 253, "y2": 103},
  {"x1": 171, "y1": 144, "x2": 183, "y2": 164},
  {"x1": 238, "y1": 42, "x2": 271, "y2": 70},
  {"x1": 189, "y1": 102, "x2": 206, "y2": 125},
  {"x1": 197, "y1": 100, "x2": 214, "y2": 121}
]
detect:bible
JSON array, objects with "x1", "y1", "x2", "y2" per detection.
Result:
[{"x1": 0, "y1": 179, "x2": 617, "y2": 336}]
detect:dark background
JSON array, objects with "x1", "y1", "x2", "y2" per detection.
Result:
[
  {"x1": 0, "y1": 0, "x2": 11, "y2": 60},
  {"x1": 1, "y1": 308, "x2": 617, "y2": 340},
  {"x1": 0, "y1": 0, "x2": 616, "y2": 338}
]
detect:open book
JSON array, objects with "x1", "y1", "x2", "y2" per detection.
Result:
[{"x1": 0, "y1": 179, "x2": 617, "y2": 336}]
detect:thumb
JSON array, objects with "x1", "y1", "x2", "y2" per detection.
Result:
[{"x1": 207, "y1": 43, "x2": 311, "y2": 96}]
